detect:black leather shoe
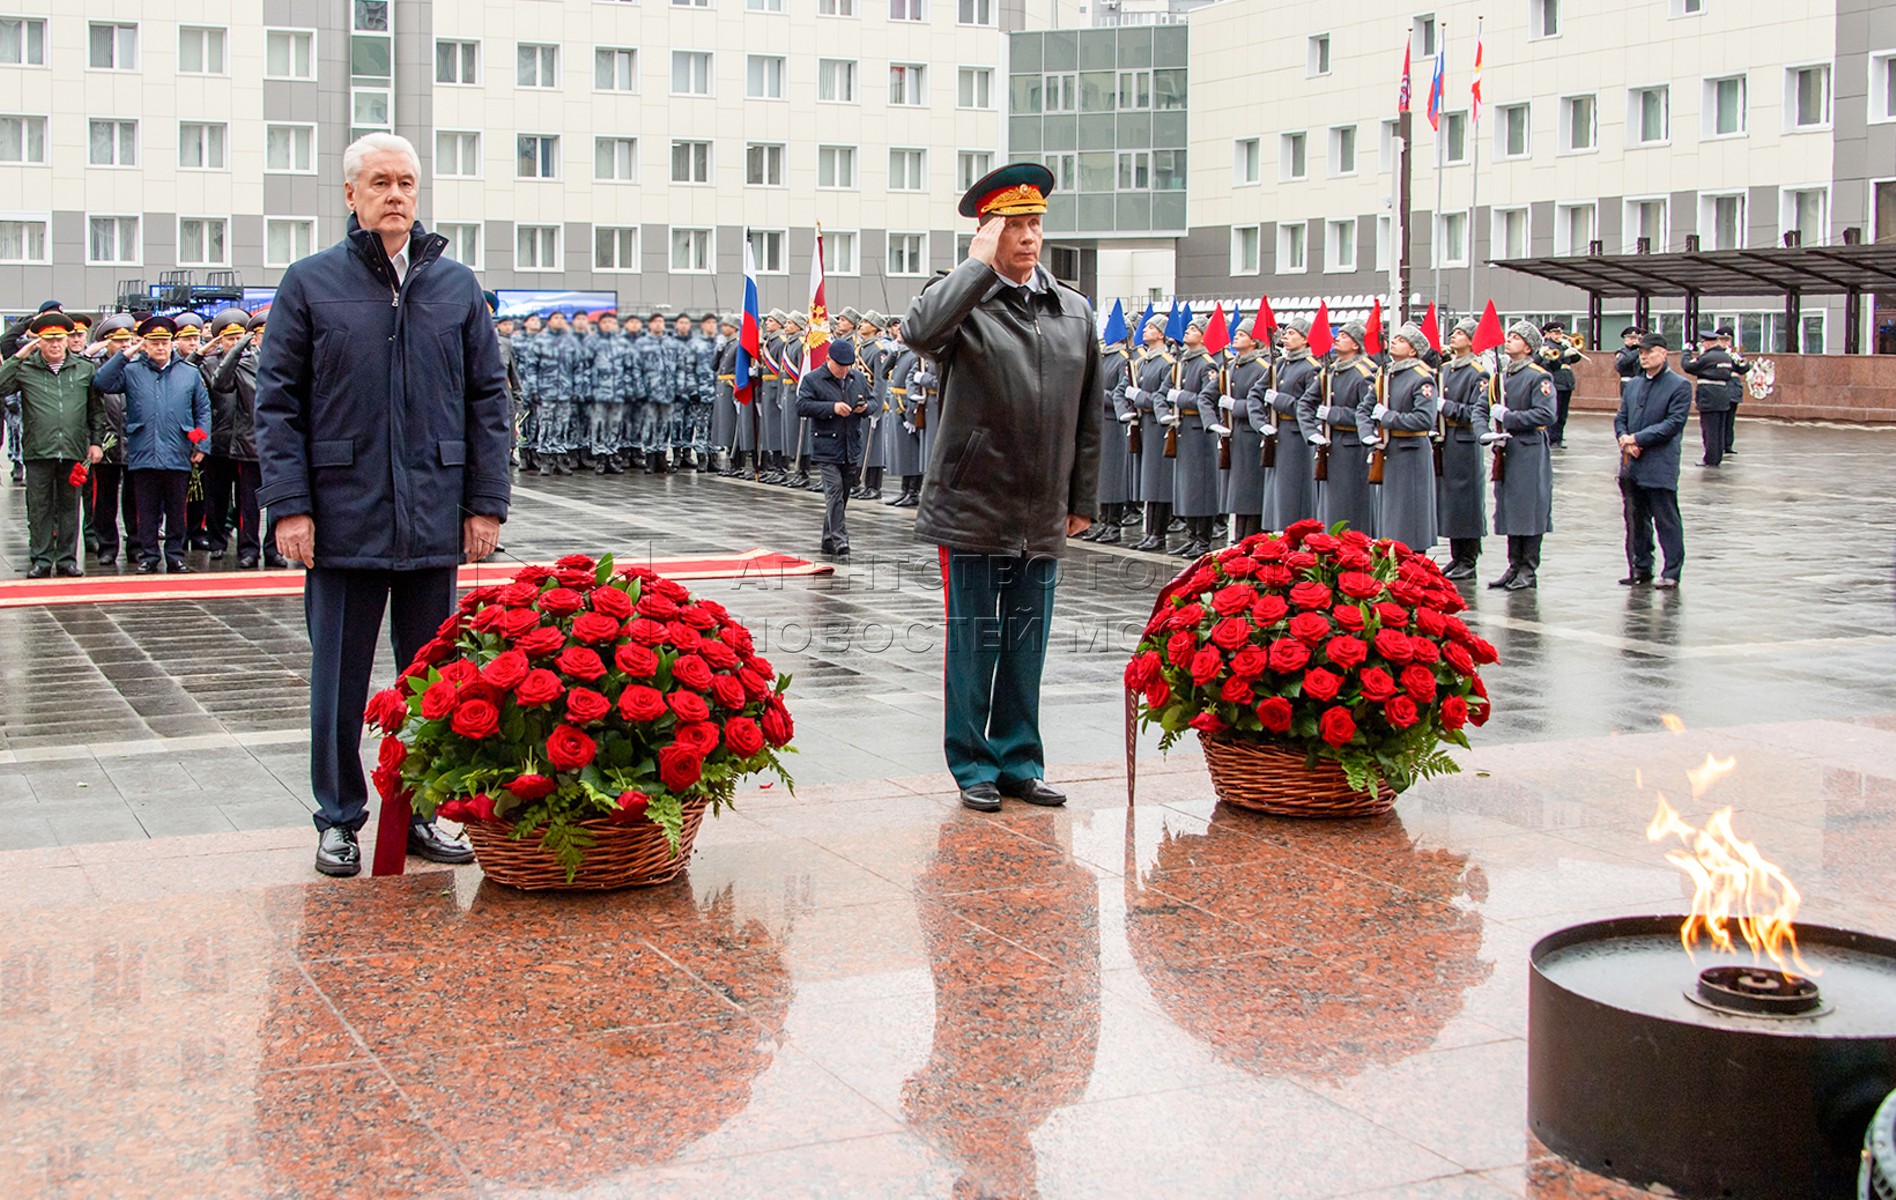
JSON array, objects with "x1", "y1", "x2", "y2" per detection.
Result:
[
  {"x1": 1502, "y1": 570, "x2": 1537, "y2": 591},
  {"x1": 1653, "y1": 577, "x2": 1679, "y2": 590},
  {"x1": 1094, "y1": 524, "x2": 1121, "y2": 545},
  {"x1": 1443, "y1": 560, "x2": 1477, "y2": 581},
  {"x1": 1132, "y1": 535, "x2": 1168, "y2": 553},
  {"x1": 1001, "y1": 779, "x2": 1067, "y2": 807},
  {"x1": 959, "y1": 782, "x2": 1003, "y2": 812},
  {"x1": 98, "y1": 554, "x2": 116, "y2": 567},
  {"x1": 25, "y1": 564, "x2": 51, "y2": 579},
  {"x1": 315, "y1": 827, "x2": 361, "y2": 877},
  {"x1": 263, "y1": 551, "x2": 289, "y2": 570},
  {"x1": 135, "y1": 561, "x2": 159, "y2": 574},
  {"x1": 1486, "y1": 567, "x2": 1518, "y2": 590},
  {"x1": 167, "y1": 561, "x2": 193, "y2": 574},
  {"x1": 407, "y1": 822, "x2": 475, "y2": 864},
  {"x1": 1618, "y1": 573, "x2": 1652, "y2": 586},
  {"x1": 238, "y1": 556, "x2": 258, "y2": 570},
  {"x1": 56, "y1": 564, "x2": 83, "y2": 578}
]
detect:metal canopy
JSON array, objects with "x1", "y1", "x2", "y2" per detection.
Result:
[{"x1": 1488, "y1": 243, "x2": 1896, "y2": 299}]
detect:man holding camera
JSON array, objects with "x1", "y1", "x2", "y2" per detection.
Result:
[{"x1": 796, "y1": 336, "x2": 872, "y2": 558}]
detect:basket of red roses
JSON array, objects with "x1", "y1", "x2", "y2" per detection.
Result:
[
  {"x1": 367, "y1": 553, "x2": 795, "y2": 889},
  {"x1": 1125, "y1": 519, "x2": 1495, "y2": 818}
]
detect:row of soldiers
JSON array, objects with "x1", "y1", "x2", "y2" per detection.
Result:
[{"x1": 1092, "y1": 312, "x2": 1560, "y2": 591}]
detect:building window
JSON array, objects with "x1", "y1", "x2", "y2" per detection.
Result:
[
  {"x1": 746, "y1": 54, "x2": 785, "y2": 99},
  {"x1": 1329, "y1": 125, "x2": 1357, "y2": 175},
  {"x1": 354, "y1": 1, "x2": 390, "y2": 31},
  {"x1": 435, "y1": 39, "x2": 478, "y2": 85},
  {"x1": 1560, "y1": 94, "x2": 1597, "y2": 151},
  {"x1": 0, "y1": 115, "x2": 45, "y2": 164},
  {"x1": 437, "y1": 222, "x2": 481, "y2": 267},
  {"x1": 890, "y1": 64, "x2": 926, "y2": 106},
  {"x1": 512, "y1": 44, "x2": 557, "y2": 90},
  {"x1": 352, "y1": 89, "x2": 391, "y2": 132},
  {"x1": 1045, "y1": 72, "x2": 1077, "y2": 113},
  {"x1": 1154, "y1": 149, "x2": 1185, "y2": 190},
  {"x1": 517, "y1": 134, "x2": 559, "y2": 179},
  {"x1": 956, "y1": 150, "x2": 993, "y2": 190},
  {"x1": 1530, "y1": 0, "x2": 1560, "y2": 39},
  {"x1": 595, "y1": 226, "x2": 640, "y2": 271},
  {"x1": 1624, "y1": 197, "x2": 1667, "y2": 252},
  {"x1": 265, "y1": 29, "x2": 314, "y2": 79},
  {"x1": 1442, "y1": 112, "x2": 1468, "y2": 163},
  {"x1": 958, "y1": 0, "x2": 992, "y2": 22},
  {"x1": 517, "y1": 225, "x2": 560, "y2": 271},
  {"x1": 0, "y1": 17, "x2": 45, "y2": 66},
  {"x1": 748, "y1": 0, "x2": 785, "y2": 9},
  {"x1": 1045, "y1": 151, "x2": 1076, "y2": 191},
  {"x1": 888, "y1": 232, "x2": 927, "y2": 275},
  {"x1": 820, "y1": 0, "x2": 857, "y2": 14},
  {"x1": 1280, "y1": 132, "x2": 1307, "y2": 180},
  {"x1": 1497, "y1": 104, "x2": 1530, "y2": 158},
  {"x1": 1308, "y1": 34, "x2": 1331, "y2": 77},
  {"x1": 1629, "y1": 86, "x2": 1669, "y2": 145},
  {"x1": 1672, "y1": 0, "x2": 1705, "y2": 13},
  {"x1": 1413, "y1": 14, "x2": 1436, "y2": 57},
  {"x1": 265, "y1": 124, "x2": 315, "y2": 173},
  {"x1": 1379, "y1": 119, "x2": 1400, "y2": 172},
  {"x1": 0, "y1": 218, "x2": 47, "y2": 262},
  {"x1": 178, "y1": 217, "x2": 228, "y2": 266},
  {"x1": 889, "y1": 147, "x2": 927, "y2": 190},
  {"x1": 1326, "y1": 218, "x2": 1357, "y2": 271},
  {"x1": 1873, "y1": 55, "x2": 1896, "y2": 123},
  {"x1": 1117, "y1": 69, "x2": 1151, "y2": 110},
  {"x1": 1231, "y1": 225, "x2": 1260, "y2": 275},
  {"x1": 1555, "y1": 202, "x2": 1596, "y2": 255},
  {"x1": 1702, "y1": 74, "x2": 1746, "y2": 136},
  {"x1": 826, "y1": 230, "x2": 858, "y2": 274},
  {"x1": 670, "y1": 227, "x2": 713, "y2": 273},
  {"x1": 178, "y1": 122, "x2": 227, "y2": 170},
  {"x1": 819, "y1": 59, "x2": 857, "y2": 102},
  {"x1": 1115, "y1": 150, "x2": 1149, "y2": 190},
  {"x1": 745, "y1": 227, "x2": 785, "y2": 272},
  {"x1": 672, "y1": 51, "x2": 712, "y2": 95},
  {"x1": 595, "y1": 48, "x2": 636, "y2": 91},
  {"x1": 264, "y1": 218, "x2": 314, "y2": 267},
  {"x1": 88, "y1": 23, "x2": 137, "y2": 70},
  {"x1": 1436, "y1": 211, "x2": 1468, "y2": 266},
  {"x1": 890, "y1": 0, "x2": 926, "y2": 21},
  {"x1": 88, "y1": 215, "x2": 138, "y2": 264},
  {"x1": 1277, "y1": 222, "x2": 1308, "y2": 273},
  {"x1": 179, "y1": 27, "x2": 226, "y2": 74},
  {"x1": 436, "y1": 130, "x2": 480, "y2": 178},
  {"x1": 818, "y1": 144, "x2": 857, "y2": 188},
  {"x1": 1234, "y1": 138, "x2": 1260, "y2": 185},
  {"x1": 87, "y1": 119, "x2": 136, "y2": 167},
  {"x1": 1785, "y1": 64, "x2": 1831, "y2": 130},
  {"x1": 1493, "y1": 207, "x2": 1529, "y2": 259},
  {"x1": 746, "y1": 142, "x2": 785, "y2": 186},
  {"x1": 1781, "y1": 187, "x2": 1827, "y2": 245},
  {"x1": 958, "y1": 67, "x2": 993, "y2": 109},
  {"x1": 595, "y1": 136, "x2": 637, "y2": 181},
  {"x1": 671, "y1": 139, "x2": 711, "y2": 183},
  {"x1": 1702, "y1": 192, "x2": 1745, "y2": 250},
  {"x1": 1078, "y1": 151, "x2": 1113, "y2": 191},
  {"x1": 672, "y1": 0, "x2": 711, "y2": 7}
]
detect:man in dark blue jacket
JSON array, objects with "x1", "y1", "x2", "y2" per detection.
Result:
[
  {"x1": 1614, "y1": 332, "x2": 1692, "y2": 589},
  {"x1": 256, "y1": 133, "x2": 512, "y2": 878},
  {"x1": 795, "y1": 337, "x2": 871, "y2": 557}
]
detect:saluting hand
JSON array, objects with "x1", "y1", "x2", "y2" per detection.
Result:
[{"x1": 967, "y1": 217, "x2": 1002, "y2": 268}]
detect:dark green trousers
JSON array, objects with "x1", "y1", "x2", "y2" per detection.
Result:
[
  {"x1": 939, "y1": 548, "x2": 1057, "y2": 789},
  {"x1": 24, "y1": 458, "x2": 80, "y2": 571}
]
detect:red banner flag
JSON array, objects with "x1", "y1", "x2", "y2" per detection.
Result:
[
  {"x1": 1205, "y1": 302, "x2": 1230, "y2": 356},
  {"x1": 1365, "y1": 298, "x2": 1383, "y2": 354},
  {"x1": 1258, "y1": 295, "x2": 1277, "y2": 333},
  {"x1": 1308, "y1": 301, "x2": 1334, "y2": 357},
  {"x1": 1421, "y1": 302, "x2": 1442, "y2": 352},
  {"x1": 1472, "y1": 300, "x2": 1505, "y2": 353}
]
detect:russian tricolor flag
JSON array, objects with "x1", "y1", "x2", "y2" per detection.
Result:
[{"x1": 736, "y1": 240, "x2": 761, "y2": 404}]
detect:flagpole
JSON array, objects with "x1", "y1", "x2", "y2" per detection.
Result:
[
  {"x1": 1398, "y1": 120, "x2": 1413, "y2": 326},
  {"x1": 1433, "y1": 22, "x2": 1446, "y2": 318},
  {"x1": 1468, "y1": 17, "x2": 1483, "y2": 317}
]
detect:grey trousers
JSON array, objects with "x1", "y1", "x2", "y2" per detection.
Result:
[{"x1": 820, "y1": 461, "x2": 859, "y2": 550}]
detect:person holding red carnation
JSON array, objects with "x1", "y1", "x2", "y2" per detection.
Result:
[{"x1": 92, "y1": 315, "x2": 211, "y2": 575}]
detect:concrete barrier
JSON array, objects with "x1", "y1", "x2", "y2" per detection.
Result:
[{"x1": 1569, "y1": 351, "x2": 1896, "y2": 423}]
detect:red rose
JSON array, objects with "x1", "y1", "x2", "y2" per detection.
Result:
[
  {"x1": 748, "y1": 654, "x2": 776, "y2": 679},
  {"x1": 437, "y1": 661, "x2": 478, "y2": 688},
  {"x1": 1166, "y1": 630, "x2": 1199, "y2": 668},
  {"x1": 761, "y1": 697, "x2": 794, "y2": 746},
  {"x1": 625, "y1": 618, "x2": 670, "y2": 645},
  {"x1": 1324, "y1": 636, "x2": 1368, "y2": 671},
  {"x1": 556, "y1": 553, "x2": 597, "y2": 571},
  {"x1": 1319, "y1": 706, "x2": 1357, "y2": 746},
  {"x1": 1144, "y1": 679, "x2": 1171, "y2": 709},
  {"x1": 1384, "y1": 696, "x2": 1420, "y2": 729},
  {"x1": 1376, "y1": 602, "x2": 1411, "y2": 628},
  {"x1": 465, "y1": 793, "x2": 497, "y2": 822},
  {"x1": 420, "y1": 679, "x2": 459, "y2": 721},
  {"x1": 672, "y1": 654, "x2": 714, "y2": 691},
  {"x1": 637, "y1": 593, "x2": 680, "y2": 620},
  {"x1": 450, "y1": 700, "x2": 500, "y2": 739},
  {"x1": 516, "y1": 565, "x2": 553, "y2": 584},
  {"x1": 481, "y1": 649, "x2": 529, "y2": 692},
  {"x1": 1169, "y1": 602, "x2": 1207, "y2": 630},
  {"x1": 1283, "y1": 518, "x2": 1323, "y2": 546},
  {"x1": 366, "y1": 687, "x2": 409, "y2": 734},
  {"x1": 514, "y1": 668, "x2": 564, "y2": 707},
  {"x1": 618, "y1": 685, "x2": 667, "y2": 721},
  {"x1": 614, "y1": 643, "x2": 659, "y2": 677},
  {"x1": 1257, "y1": 563, "x2": 1294, "y2": 588},
  {"x1": 666, "y1": 621, "x2": 703, "y2": 651},
  {"x1": 1411, "y1": 639, "x2": 1440, "y2": 666},
  {"x1": 658, "y1": 743, "x2": 703, "y2": 792},
  {"x1": 1302, "y1": 668, "x2": 1342, "y2": 701},
  {"x1": 1441, "y1": 695, "x2": 1469, "y2": 730},
  {"x1": 570, "y1": 612, "x2": 620, "y2": 644},
  {"x1": 1338, "y1": 548, "x2": 1374, "y2": 571},
  {"x1": 1336, "y1": 571, "x2": 1382, "y2": 600},
  {"x1": 652, "y1": 577, "x2": 690, "y2": 603},
  {"x1": 1255, "y1": 696, "x2": 1293, "y2": 732},
  {"x1": 1470, "y1": 697, "x2": 1491, "y2": 727},
  {"x1": 1251, "y1": 595, "x2": 1290, "y2": 625},
  {"x1": 1444, "y1": 643, "x2": 1476, "y2": 676},
  {"x1": 1415, "y1": 608, "x2": 1448, "y2": 638},
  {"x1": 669, "y1": 690, "x2": 711, "y2": 723},
  {"x1": 615, "y1": 789, "x2": 650, "y2": 820},
  {"x1": 1400, "y1": 664, "x2": 1438, "y2": 703},
  {"x1": 566, "y1": 687, "x2": 611, "y2": 724},
  {"x1": 1288, "y1": 612, "x2": 1330, "y2": 644},
  {"x1": 1189, "y1": 646, "x2": 1223, "y2": 686},
  {"x1": 377, "y1": 736, "x2": 406, "y2": 773},
  {"x1": 499, "y1": 608, "x2": 542, "y2": 638},
  {"x1": 1229, "y1": 646, "x2": 1268, "y2": 679},
  {"x1": 1373, "y1": 628, "x2": 1415, "y2": 664},
  {"x1": 1221, "y1": 555, "x2": 1258, "y2": 578},
  {"x1": 1186, "y1": 567, "x2": 1218, "y2": 592},
  {"x1": 538, "y1": 587, "x2": 584, "y2": 616},
  {"x1": 469, "y1": 606, "x2": 508, "y2": 634},
  {"x1": 554, "y1": 568, "x2": 595, "y2": 591},
  {"x1": 725, "y1": 717, "x2": 765, "y2": 758},
  {"x1": 1289, "y1": 581, "x2": 1332, "y2": 610},
  {"x1": 1285, "y1": 551, "x2": 1317, "y2": 571},
  {"x1": 555, "y1": 646, "x2": 606, "y2": 681},
  {"x1": 1210, "y1": 618, "x2": 1252, "y2": 651},
  {"x1": 1125, "y1": 651, "x2": 1161, "y2": 691},
  {"x1": 1252, "y1": 537, "x2": 1289, "y2": 561},
  {"x1": 460, "y1": 681, "x2": 503, "y2": 709},
  {"x1": 699, "y1": 641, "x2": 739, "y2": 670},
  {"x1": 514, "y1": 626, "x2": 566, "y2": 657},
  {"x1": 709, "y1": 674, "x2": 746, "y2": 710},
  {"x1": 1219, "y1": 676, "x2": 1254, "y2": 706},
  {"x1": 1302, "y1": 532, "x2": 1337, "y2": 553},
  {"x1": 545, "y1": 723, "x2": 596, "y2": 771},
  {"x1": 1390, "y1": 581, "x2": 1425, "y2": 606},
  {"x1": 590, "y1": 586, "x2": 633, "y2": 619},
  {"x1": 1340, "y1": 528, "x2": 1372, "y2": 550},
  {"x1": 1268, "y1": 637, "x2": 1310, "y2": 673},
  {"x1": 721, "y1": 624, "x2": 755, "y2": 655},
  {"x1": 498, "y1": 581, "x2": 540, "y2": 608},
  {"x1": 674, "y1": 721, "x2": 721, "y2": 757},
  {"x1": 679, "y1": 605, "x2": 717, "y2": 630},
  {"x1": 437, "y1": 797, "x2": 471, "y2": 822},
  {"x1": 738, "y1": 667, "x2": 772, "y2": 700},
  {"x1": 1359, "y1": 667, "x2": 1397, "y2": 701},
  {"x1": 1210, "y1": 585, "x2": 1257, "y2": 615},
  {"x1": 1188, "y1": 712, "x2": 1227, "y2": 736},
  {"x1": 1333, "y1": 605, "x2": 1367, "y2": 632},
  {"x1": 435, "y1": 612, "x2": 466, "y2": 641},
  {"x1": 1469, "y1": 636, "x2": 1499, "y2": 665}
]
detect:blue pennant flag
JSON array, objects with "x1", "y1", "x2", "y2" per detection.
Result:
[
  {"x1": 1164, "y1": 298, "x2": 1185, "y2": 342},
  {"x1": 1231, "y1": 301, "x2": 1245, "y2": 336},
  {"x1": 1136, "y1": 300, "x2": 1155, "y2": 339},
  {"x1": 1101, "y1": 298, "x2": 1127, "y2": 345}
]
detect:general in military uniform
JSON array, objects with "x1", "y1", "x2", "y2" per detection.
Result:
[{"x1": 0, "y1": 310, "x2": 102, "y2": 576}]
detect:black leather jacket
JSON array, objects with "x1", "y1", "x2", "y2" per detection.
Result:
[
  {"x1": 903, "y1": 259, "x2": 1102, "y2": 557},
  {"x1": 209, "y1": 337, "x2": 261, "y2": 460}
]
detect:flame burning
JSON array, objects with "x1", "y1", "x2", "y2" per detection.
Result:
[{"x1": 1645, "y1": 756, "x2": 1814, "y2": 980}]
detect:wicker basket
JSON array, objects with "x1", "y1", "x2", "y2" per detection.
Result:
[
  {"x1": 1198, "y1": 733, "x2": 1396, "y2": 818},
  {"x1": 464, "y1": 796, "x2": 712, "y2": 890}
]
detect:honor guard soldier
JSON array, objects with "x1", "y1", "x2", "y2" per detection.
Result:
[
  {"x1": 1436, "y1": 318, "x2": 1491, "y2": 579},
  {"x1": 1219, "y1": 317, "x2": 1269, "y2": 543},
  {"x1": 1537, "y1": 321, "x2": 1583, "y2": 447},
  {"x1": 1126, "y1": 314, "x2": 1176, "y2": 552},
  {"x1": 882, "y1": 319, "x2": 925, "y2": 508},
  {"x1": 1302, "y1": 320, "x2": 1378, "y2": 536},
  {"x1": 1087, "y1": 311, "x2": 1138, "y2": 544},
  {"x1": 779, "y1": 311, "x2": 813, "y2": 487},
  {"x1": 94, "y1": 315, "x2": 212, "y2": 574},
  {"x1": 1166, "y1": 315, "x2": 1222, "y2": 558},
  {"x1": 755, "y1": 311, "x2": 786, "y2": 481},
  {"x1": 1364, "y1": 323, "x2": 1438, "y2": 552},
  {"x1": 0, "y1": 310, "x2": 102, "y2": 576},
  {"x1": 1487, "y1": 321, "x2": 1557, "y2": 590},
  {"x1": 1254, "y1": 315, "x2": 1319, "y2": 528},
  {"x1": 1682, "y1": 328, "x2": 1738, "y2": 468},
  {"x1": 854, "y1": 311, "x2": 887, "y2": 500},
  {"x1": 713, "y1": 313, "x2": 747, "y2": 475}
]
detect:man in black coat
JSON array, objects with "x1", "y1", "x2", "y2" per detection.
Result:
[
  {"x1": 256, "y1": 133, "x2": 512, "y2": 878},
  {"x1": 794, "y1": 337, "x2": 871, "y2": 557},
  {"x1": 1681, "y1": 329, "x2": 1736, "y2": 468},
  {"x1": 1614, "y1": 332, "x2": 1693, "y2": 588}
]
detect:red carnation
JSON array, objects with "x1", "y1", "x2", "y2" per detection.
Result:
[
  {"x1": 761, "y1": 696, "x2": 794, "y2": 746},
  {"x1": 1219, "y1": 676, "x2": 1254, "y2": 706},
  {"x1": 669, "y1": 690, "x2": 711, "y2": 723},
  {"x1": 1373, "y1": 628, "x2": 1415, "y2": 664},
  {"x1": 1255, "y1": 696, "x2": 1293, "y2": 732},
  {"x1": 366, "y1": 687, "x2": 409, "y2": 734},
  {"x1": 674, "y1": 721, "x2": 721, "y2": 757},
  {"x1": 1289, "y1": 581, "x2": 1332, "y2": 610},
  {"x1": 1336, "y1": 571, "x2": 1382, "y2": 600},
  {"x1": 514, "y1": 626, "x2": 566, "y2": 656},
  {"x1": 554, "y1": 646, "x2": 606, "y2": 681},
  {"x1": 1288, "y1": 612, "x2": 1330, "y2": 644},
  {"x1": 709, "y1": 674, "x2": 746, "y2": 710},
  {"x1": 570, "y1": 612, "x2": 620, "y2": 644},
  {"x1": 420, "y1": 679, "x2": 459, "y2": 721},
  {"x1": 68, "y1": 462, "x2": 88, "y2": 488},
  {"x1": 625, "y1": 618, "x2": 670, "y2": 645},
  {"x1": 1229, "y1": 646, "x2": 1268, "y2": 679},
  {"x1": 1359, "y1": 667, "x2": 1397, "y2": 701},
  {"x1": 538, "y1": 587, "x2": 584, "y2": 616},
  {"x1": 615, "y1": 643, "x2": 659, "y2": 677},
  {"x1": 725, "y1": 717, "x2": 765, "y2": 758},
  {"x1": 566, "y1": 687, "x2": 611, "y2": 725},
  {"x1": 1302, "y1": 668, "x2": 1342, "y2": 701},
  {"x1": 590, "y1": 586, "x2": 633, "y2": 619},
  {"x1": 618, "y1": 685, "x2": 667, "y2": 722},
  {"x1": 481, "y1": 649, "x2": 529, "y2": 692},
  {"x1": 545, "y1": 723, "x2": 596, "y2": 771},
  {"x1": 499, "y1": 608, "x2": 542, "y2": 638},
  {"x1": 514, "y1": 668, "x2": 564, "y2": 707},
  {"x1": 1441, "y1": 695, "x2": 1469, "y2": 730},
  {"x1": 450, "y1": 699, "x2": 500, "y2": 739},
  {"x1": 672, "y1": 654, "x2": 715, "y2": 691},
  {"x1": 1384, "y1": 696, "x2": 1420, "y2": 729},
  {"x1": 1251, "y1": 595, "x2": 1290, "y2": 625},
  {"x1": 1333, "y1": 605, "x2": 1367, "y2": 632},
  {"x1": 1210, "y1": 585, "x2": 1257, "y2": 616},
  {"x1": 1210, "y1": 618, "x2": 1252, "y2": 651},
  {"x1": 1268, "y1": 637, "x2": 1310, "y2": 673},
  {"x1": 1319, "y1": 706, "x2": 1357, "y2": 746},
  {"x1": 187, "y1": 426, "x2": 207, "y2": 444},
  {"x1": 657, "y1": 743, "x2": 703, "y2": 792}
]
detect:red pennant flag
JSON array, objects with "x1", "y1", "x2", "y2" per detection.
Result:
[
  {"x1": 1205, "y1": 302, "x2": 1230, "y2": 356},
  {"x1": 1258, "y1": 295, "x2": 1277, "y2": 333},
  {"x1": 1364, "y1": 298, "x2": 1383, "y2": 354},
  {"x1": 1307, "y1": 301, "x2": 1334, "y2": 357},
  {"x1": 1472, "y1": 300, "x2": 1505, "y2": 353},
  {"x1": 1421, "y1": 302, "x2": 1442, "y2": 352}
]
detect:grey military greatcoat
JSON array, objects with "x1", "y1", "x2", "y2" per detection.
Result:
[
  {"x1": 1364, "y1": 359, "x2": 1438, "y2": 551},
  {"x1": 1299, "y1": 354, "x2": 1379, "y2": 536},
  {"x1": 1435, "y1": 355, "x2": 1490, "y2": 539},
  {"x1": 1169, "y1": 346, "x2": 1221, "y2": 518},
  {"x1": 1129, "y1": 346, "x2": 1176, "y2": 503},
  {"x1": 1255, "y1": 352, "x2": 1319, "y2": 528},
  {"x1": 1220, "y1": 349, "x2": 1268, "y2": 518},
  {"x1": 1493, "y1": 360, "x2": 1556, "y2": 536},
  {"x1": 1097, "y1": 344, "x2": 1139, "y2": 506}
]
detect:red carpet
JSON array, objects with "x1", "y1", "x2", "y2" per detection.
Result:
[{"x1": 0, "y1": 548, "x2": 830, "y2": 609}]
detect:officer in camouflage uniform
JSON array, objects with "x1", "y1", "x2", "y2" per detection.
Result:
[
  {"x1": 569, "y1": 312, "x2": 598, "y2": 468},
  {"x1": 616, "y1": 315, "x2": 644, "y2": 469},
  {"x1": 492, "y1": 308, "x2": 525, "y2": 467},
  {"x1": 511, "y1": 315, "x2": 542, "y2": 472},
  {"x1": 628, "y1": 312, "x2": 671, "y2": 472}
]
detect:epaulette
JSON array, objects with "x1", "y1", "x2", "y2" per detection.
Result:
[
  {"x1": 1347, "y1": 359, "x2": 1376, "y2": 377},
  {"x1": 1526, "y1": 362, "x2": 1552, "y2": 375}
]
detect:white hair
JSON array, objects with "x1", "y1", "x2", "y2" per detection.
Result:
[{"x1": 343, "y1": 132, "x2": 421, "y2": 184}]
